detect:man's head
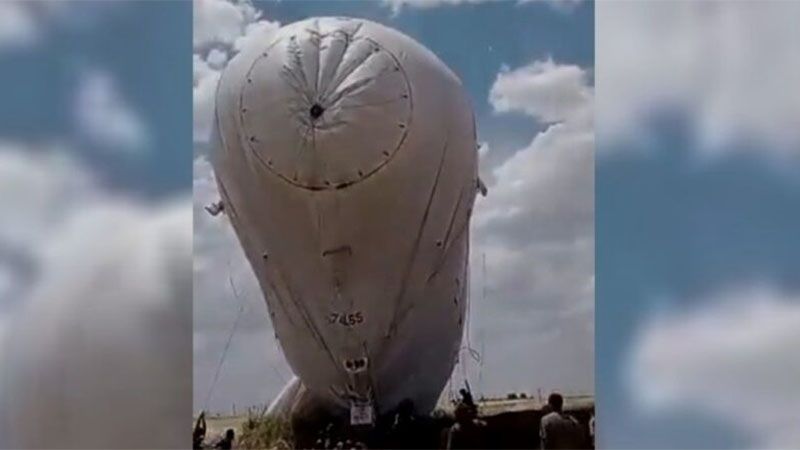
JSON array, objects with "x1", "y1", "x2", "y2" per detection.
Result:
[
  {"x1": 547, "y1": 393, "x2": 564, "y2": 413},
  {"x1": 225, "y1": 429, "x2": 235, "y2": 440}
]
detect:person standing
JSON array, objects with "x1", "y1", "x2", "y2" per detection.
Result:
[
  {"x1": 446, "y1": 403, "x2": 487, "y2": 449},
  {"x1": 539, "y1": 393, "x2": 583, "y2": 449}
]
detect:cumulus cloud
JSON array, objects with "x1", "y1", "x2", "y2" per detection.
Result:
[
  {"x1": 0, "y1": 144, "x2": 191, "y2": 448},
  {"x1": 193, "y1": 0, "x2": 280, "y2": 145},
  {"x1": 384, "y1": 0, "x2": 500, "y2": 12},
  {"x1": 490, "y1": 58, "x2": 592, "y2": 125},
  {"x1": 383, "y1": 0, "x2": 581, "y2": 15},
  {"x1": 1, "y1": 200, "x2": 191, "y2": 449},
  {"x1": 0, "y1": 144, "x2": 97, "y2": 307},
  {"x1": 194, "y1": 54, "x2": 223, "y2": 145},
  {"x1": 74, "y1": 69, "x2": 151, "y2": 153},
  {"x1": 597, "y1": 1, "x2": 800, "y2": 160},
  {"x1": 464, "y1": 58, "x2": 594, "y2": 395},
  {"x1": 0, "y1": 1, "x2": 126, "y2": 51},
  {"x1": 233, "y1": 18, "x2": 281, "y2": 54},
  {"x1": 0, "y1": 144, "x2": 95, "y2": 244},
  {"x1": 194, "y1": 0, "x2": 259, "y2": 50},
  {"x1": 629, "y1": 285, "x2": 800, "y2": 448},
  {"x1": 0, "y1": 1, "x2": 40, "y2": 49}
]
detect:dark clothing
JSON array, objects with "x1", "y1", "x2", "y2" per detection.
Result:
[
  {"x1": 216, "y1": 437, "x2": 234, "y2": 449},
  {"x1": 389, "y1": 416, "x2": 420, "y2": 449},
  {"x1": 460, "y1": 391, "x2": 476, "y2": 410},
  {"x1": 193, "y1": 415, "x2": 206, "y2": 449}
]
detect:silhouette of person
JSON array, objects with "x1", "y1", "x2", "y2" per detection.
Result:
[
  {"x1": 446, "y1": 402, "x2": 487, "y2": 449},
  {"x1": 539, "y1": 393, "x2": 582, "y2": 449},
  {"x1": 193, "y1": 412, "x2": 207, "y2": 450},
  {"x1": 459, "y1": 388, "x2": 476, "y2": 411},
  {"x1": 389, "y1": 398, "x2": 420, "y2": 448},
  {"x1": 216, "y1": 428, "x2": 235, "y2": 449}
]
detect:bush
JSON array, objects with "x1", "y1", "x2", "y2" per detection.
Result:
[{"x1": 238, "y1": 408, "x2": 294, "y2": 450}]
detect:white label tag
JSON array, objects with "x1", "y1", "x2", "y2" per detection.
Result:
[{"x1": 350, "y1": 401, "x2": 374, "y2": 426}]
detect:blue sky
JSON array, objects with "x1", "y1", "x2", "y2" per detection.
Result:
[
  {"x1": 194, "y1": 0, "x2": 594, "y2": 413},
  {"x1": 0, "y1": 1, "x2": 192, "y2": 318},
  {"x1": 0, "y1": 1, "x2": 191, "y2": 197},
  {"x1": 597, "y1": 2, "x2": 800, "y2": 447},
  {"x1": 598, "y1": 125, "x2": 800, "y2": 448}
]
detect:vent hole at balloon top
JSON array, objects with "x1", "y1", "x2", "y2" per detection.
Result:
[{"x1": 309, "y1": 103, "x2": 325, "y2": 120}]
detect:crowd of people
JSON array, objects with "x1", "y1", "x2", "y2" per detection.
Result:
[{"x1": 193, "y1": 390, "x2": 594, "y2": 449}]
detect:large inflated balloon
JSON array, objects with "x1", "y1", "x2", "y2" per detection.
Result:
[{"x1": 212, "y1": 17, "x2": 478, "y2": 418}]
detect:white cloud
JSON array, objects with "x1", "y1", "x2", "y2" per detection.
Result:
[
  {"x1": 464, "y1": 58, "x2": 594, "y2": 395},
  {"x1": 233, "y1": 18, "x2": 281, "y2": 54},
  {"x1": 1, "y1": 200, "x2": 191, "y2": 449},
  {"x1": 597, "y1": 1, "x2": 800, "y2": 160},
  {"x1": 194, "y1": 54, "x2": 223, "y2": 145},
  {"x1": 194, "y1": 0, "x2": 259, "y2": 50},
  {"x1": 193, "y1": 0, "x2": 280, "y2": 145},
  {"x1": 74, "y1": 69, "x2": 151, "y2": 154},
  {"x1": 0, "y1": 144, "x2": 191, "y2": 448},
  {"x1": 384, "y1": 0, "x2": 499, "y2": 12},
  {"x1": 0, "y1": 2, "x2": 126, "y2": 51},
  {"x1": 0, "y1": 2, "x2": 40, "y2": 49},
  {"x1": 383, "y1": 0, "x2": 581, "y2": 14},
  {"x1": 0, "y1": 143, "x2": 97, "y2": 306},
  {"x1": 206, "y1": 48, "x2": 229, "y2": 69},
  {"x1": 0, "y1": 143, "x2": 95, "y2": 246},
  {"x1": 490, "y1": 58, "x2": 592, "y2": 125},
  {"x1": 629, "y1": 285, "x2": 800, "y2": 448},
  {"x1": 193, "y1": 0, "x2": 280, "y2": 54},
  {"x1": 519, "y1": 0, "x2": 581, "y2": 10}
]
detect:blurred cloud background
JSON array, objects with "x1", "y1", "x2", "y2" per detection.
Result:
[
  {"x1": 597, "y1": 1, "x2": 800, "y2": 448},
  {"x1": 193, "y1": 0, "x2": 594, "y2": 415},
  {"x1": 0, "y1": 1, "x2": 192, "y2": 448}
]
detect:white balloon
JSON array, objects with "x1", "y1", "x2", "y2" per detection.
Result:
[{"x1": 212, "y1": 17, "x2": 478, "y2": 417}]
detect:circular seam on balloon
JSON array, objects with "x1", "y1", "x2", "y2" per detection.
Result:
[{"x1": 238, "y1": 29, "x2": 413, "y2": 191}]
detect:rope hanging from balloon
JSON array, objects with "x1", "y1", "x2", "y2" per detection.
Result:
[{"x1": 203, "y1": 271, "x2": 246, "y2": 412}]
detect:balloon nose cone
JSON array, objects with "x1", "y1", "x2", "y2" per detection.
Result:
[
  {"x1": 309, "y1": 103, "x2": 325, "y2": 120},
  {"x1": 237, "y1": 19, "x2": 412, "y2": 190}
]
